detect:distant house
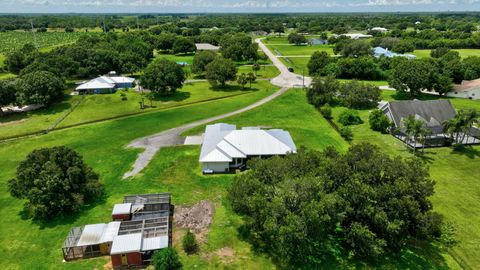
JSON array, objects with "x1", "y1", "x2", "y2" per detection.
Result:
[
  {"x1": 380, "y1": 100, "x2": 479, "y2": 147},
  {"x1": 63, "y1": 193, "x2": 172, "y2": 269},
  {"x1": 75, "y1": 71, "x2": 135, "y2": 95},
  {"x1": 374, "y1": 47, "x2": 416, "y2": 59},
  {"x1": 199, "y1": 123, "x2": 297, "y2": 173},
  {"x1": 195, "y1": 43, "x2": 220, "y2": 51},
  {"x1": 309, "y1": 38, "x2": 328, "y2": 45},
  {"x1": 252, "y1": 30, "x2": 269, "y2": 36},
  {"x1": 371, "y1": 27, "x2": 388, "y2": 33},
  {"x1": 340, "y1": 33, "x2": 373, "y2": 39},
  {"x1": 448, "y1": 79, "x2": 480, "y2": 100}
]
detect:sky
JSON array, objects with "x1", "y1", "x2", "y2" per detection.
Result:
[{"x1": 0, "y1": 0, "x2": 479, "y2": 13}]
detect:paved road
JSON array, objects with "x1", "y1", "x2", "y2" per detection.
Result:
[
  {"x1": 255, "y1": 38, "x2": 312, "y2": 88},
  {"x1": 122, "y1": 38, "x2": 306, "y2": 178}
]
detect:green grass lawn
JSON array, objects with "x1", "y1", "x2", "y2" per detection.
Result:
[
  {"x1": 237, "y1": 65, "x2": 280, "y2": 78},
  {"x1": 413, "y1": 49, "x2": 480, "y2": 59},
  {"x1": 267, "y1": 44, "x2": 335, "y2": 56},
  {"x1": 0, "y1": 54, "x2": 5, "y2": 68},
  {"x1": 330, "y1": 91, "x2": 480, "y2": 269},
  {"x1": 0, "y1": 80, "x2": 275, "y2": 140},
  {"x1": 0, "y1": 87, "x2": 277, "y2": 270}
]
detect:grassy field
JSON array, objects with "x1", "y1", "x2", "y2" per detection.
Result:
[
  {"x1": 413, "y1": 49, "x2": 480, "y2": 58},
  {"x1": 267, "y1": 44, "x2": 335, "y2": 56},
  {"x1": 330, "y1": 91, "x2": 480, "y2": 269},
  {"x1": 0, "y1": 87, "x2": 279, "y2": 270},
  {"x1": 0, "y1": 31, "x2": 92, "y2": 54},
  {"x1": 0, "y1": 80, "x2": 274, "y2": 140}
]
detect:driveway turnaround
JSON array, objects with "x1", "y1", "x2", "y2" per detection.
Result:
[{"x1": 122, "y1": 38, "x2": 308, "y2": 179}]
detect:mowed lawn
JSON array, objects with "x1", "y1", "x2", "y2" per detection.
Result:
[
  {"x1": 0, "y1": 88, "x2": 278, "y2": 270},
  {"x1": 267, "y1": 44, "x2": 335, "y2": 56},
  {"x1": 0, "y1": 80, "x2": 274, "y2": 139},
  {"x1": 413, "y1": 49, "x2": 480, "y2": 58},
  {"x1": 331, "y1": 91, "x2": 480, "y2": 269}
]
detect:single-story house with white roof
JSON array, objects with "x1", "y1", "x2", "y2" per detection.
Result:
[
  {"x1": 195, "y1": 43, "x2": 220, "y2": 51},
  {"x1": 199, "y1": 123, "x2": 297, "y2": 173},
  {"x1": 448, "y1": 79, "x2": 480, "y2": 100},
  {"x1": 371, "y1": 27, "x2": 388, "y2": 32},
  {"x1": 374, "y1": 47, "x2": 416, "y2": 59},
  {"x1": 75, "y1": 71, "x2": 135, "y2": 95}
]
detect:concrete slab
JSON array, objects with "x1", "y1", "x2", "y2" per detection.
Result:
[{"x1": 184, "y1": 135, "x2": 204, "y2": 145}]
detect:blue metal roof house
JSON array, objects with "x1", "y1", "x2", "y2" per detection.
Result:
[{"x1": 374, "y1": 47, "x2": 416, "y2": 59}]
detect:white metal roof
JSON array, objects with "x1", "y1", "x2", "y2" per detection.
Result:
[
  {"x1": 199, "y1": 123, "x2": 296, "y2": 163},
  {"x1": 99, "y1": 222, "x2": 121, "y2": 243},
  {"x1": 76, "y1": 75, "x2": 134, "y2": 90},
  {"x1": 195, "y1": 43, "x2": 220, "y2": 50},
  {"x1": 77, "y1": 224, "x2": 106, "y2": 246},
  {"x1": 111, "y1": 233, "x2": 142, "y2": 255},
  {"x1": 141, "y1": 236, "x2": 169, "y2": 251},
  {"x1": 112, "y1": 203, "x2": 132, "y2": 215},
  {"x1": 77, "y1": 222, "x2": 121, "y2": 246}
]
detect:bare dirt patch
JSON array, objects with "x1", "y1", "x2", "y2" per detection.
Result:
[{"x1": 174, "y1": 200, "x2": 214, "y2": 233}]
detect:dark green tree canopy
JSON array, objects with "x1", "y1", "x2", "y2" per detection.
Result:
[
  {"x1": 389, "y1": 59, "x2": 433, "y2": 97},
  {"x1": 16, "y1": 70, "x2": 65, "y2": 106},
  {"x1": 288, "y1": 33, "x2": 307, "y2": 45},
  {"x1": 308, "y1": 51, "x2": 332, "y2": 76},
  {"x1": 306, "y1": 76, "x2": 340, "y2": 107},
  {"x1": 205, "y1": 57, "x2": 237, "y2": 87},
  {"x1": 8, "y1": 146, "x2": 104, "y2": 220},
  {"x1": 140, "y1": 59, "x2": 186, "y2": 95},
  {"x1": 228, "y1": 144, "x2": 443, "y2": 268},
  {"x1": 0, "y1": 80, "x2": 17, "y2": 110},
  {"x1": 192, "y1": 50, "x2": 217, "y2": 75},
  {"x1": 173, "y1": 37, "x2": 196, "y2": 55},
  {"x1": 152, "y1": 247, "x2": 183, "y2": 270}
]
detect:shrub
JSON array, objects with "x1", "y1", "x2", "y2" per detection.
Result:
[
  {"x1": 339, "y1": 110, "x2": 363, "y2": 126},
  {"x1": 339, "y1": 126, "x2": 354, "y2": 141},
  {"x1": 8, "y1": 146, "x2": 103, "y2": 220},
  {"x1": 369, "y1": 109, "x2": 391, "y2": 133},
  {"x1": 182, "y1": 230, "x2": 198, "y2": 254},
  {"x1": 152, "y1": 248, "x2": 182, "y2": 270},
  {"x1": 319, "y1": 104, "x2": 332, "y2": 120}
]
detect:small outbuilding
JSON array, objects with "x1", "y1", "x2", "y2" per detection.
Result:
[
  {"x1": 195, "y1": 43, "x2": 220, "y2": 51},
  {"x1": 449, "y1": 79, "x2": 480, "y2": 100},
  {"x1": 371, "y1": 27, "x2": 388, "y2": 33}
]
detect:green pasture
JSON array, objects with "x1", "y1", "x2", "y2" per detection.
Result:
[
  {"x1": 413, "y1": 49, "x2": 480, "y2": 59},
  {"x1": 0, "y1": 80, "x2": 274, "y2": 140},
  {"x1": 267, "y1": 44, "x2": 335, "y2": 56}
]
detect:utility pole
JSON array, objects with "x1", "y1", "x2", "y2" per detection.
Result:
[{"x1": 30, "y1": 20, "x2": 38, "y2": 49}]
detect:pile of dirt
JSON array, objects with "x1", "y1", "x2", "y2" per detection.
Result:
[{"x1": 174, "y1": 200, "x2": 214, "y2": 232}]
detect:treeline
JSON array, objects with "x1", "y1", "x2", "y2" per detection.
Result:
[{"x1": 308, "y1": 42, "x2": 480, "y2": 94}]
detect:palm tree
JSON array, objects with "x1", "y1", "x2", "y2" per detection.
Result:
[
  {"x1": 444, "y1": 109, "x2": 479, "y2": 144},
  {"x1": 461, "y1": 109, "x2": 479, "y2": 144},
  {"x1": 403, "y1": 115, "x2": 428, "y2": 153}
]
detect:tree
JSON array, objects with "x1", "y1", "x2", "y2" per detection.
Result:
[
  {"x1": 152, "y1": 248, "x2": 182, "y2": 270},
  {"x1": 252, "y1": 62, "x2": 261, "y2": 75},
  {"x1": 192, "y1": 50, "x2": 217, "y2": 75},
  {"x1": 430, "y1": 47, "x2": 450, "y2": 58},
  {"x1": 140, "y1": 59, "x2": 185, "y2": 96},
  {"x1": 432, "y1": 74, "x2": 453, "y2": 96},
  {"x1": 402, "y1": 115, "x2": 430, "y2": 152},
  {"x1": 0, "y1": 80, "x2": 16, "y2": 116},
  {"x1": 389, "y1": 59, "x2": 433, "y2": 97},
  {"x1": 288, "y1": 33, "x2": 307, "y2": 45},
  {"x1": 369, "y1": 109, "x2": 391, "y2": 133},
  {"x1": 172, "y1": 37, "x2": 196, "y2": 55},
  {"x1": 339, "y1": 126, "x2": 354, "y2": 141},
  {"x1": 205, "y1": 57, "x2": 237, "y2": 88},
  {"x1": 228, "y1": 144, "x2": 442, "y2": 267},
  {"x1": 237, "y1": 73, "x2": 248, "y2": 89},
  {"x1": 444, "y1": 109, "x2": 479, "y2": 144},
  {"x1": 6, "y1": 43, "x2": 38, "y2": 74},
  {"x1": 8, "y1": 146, "x2": 103, "y2": 220},
  {"x1": 155, "y1": 33, "x2": 177, "y2": 52},
  {"x1": 307, "y1": 51, "x2": 332, "y2": 76},
  {"x1": 306, "y1": 76, "x2": 340, "y2": 108},
  {"x1": 341, "y1": 40, "x2": 373, "y2": 57},
  {"x1": 338, "y1": 81, "x2": 381, "y2": 109},
  {"x1": 392, "y1": 40, "x2": 414, "y2": 53},
  {"x1": 16, "y1": 71, "x2": 64, "y2": 106},
  {"x1": 246, "y1": 72, "x2": 256, "y2": 88},
  {"x1": 182, "y1": 230, "x2": 198, "y2": 254},
  {"x1": 338, "y1": 109, "x2": 363, "y2": 126}
]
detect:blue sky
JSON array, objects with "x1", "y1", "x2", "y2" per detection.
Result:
[{"x1": 0, "y1": 0, "x2": 479, "y2": 13}]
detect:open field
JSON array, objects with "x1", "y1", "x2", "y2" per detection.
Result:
[
  {"x1": 331, "y1": 91, "x2": 480, "y2": 269},
  {"x1": 0, "y1": 87, "x2": 280, "y2": 270},
  {"x1": 413, "y1": 49, "x2": 480, "y2": 59},
  {"x1": 0, "y1": 31, "x2": 92, "y2": 54},
  {"x1": 267, "y1": 44, "x2": 335, "y2": 56},
  {"x1": 0, "y1": 80, "x2": 275, "y2": 140}
]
